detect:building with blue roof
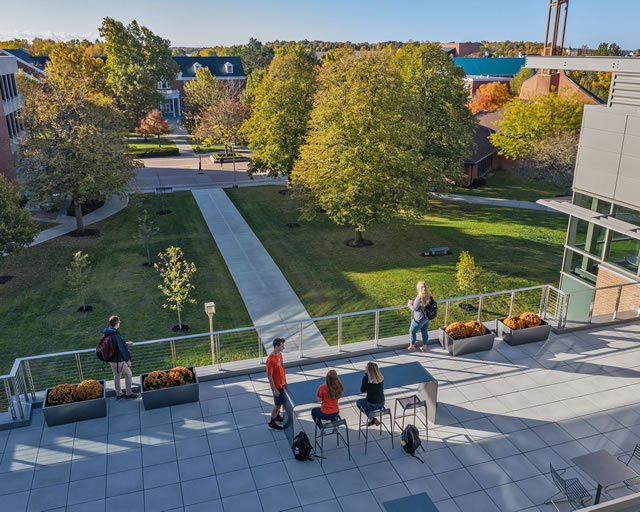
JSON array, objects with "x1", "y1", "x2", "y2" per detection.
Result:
[{"x1": 452, "y1": 57, "x2": 528, "y2": 94}]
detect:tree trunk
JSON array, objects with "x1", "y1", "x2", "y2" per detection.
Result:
[
  {"x1": 144, "y1": 134, "x2": 148, "y2": 142},
  {"x1": 177, "y1": 308, "x2": 182, "y2": 329},
  {"x1": 81, "y1": 287, "x2": 86, "y2": 310},
  {"x1": 74, "y1": 199, "x2": 85, "y2": 232},
  {"x1": 146, "y1": 245, "x2": 151, "y2": 265},
  {"x1": 157, "y1": 134, "x2": 161, "y2": 147},
  {"x1": 355, "y1": 229, "x2": 364, "y2": 245},
  {"x1": 224, "y1": 145, "x2": 229, "y2": 156}
]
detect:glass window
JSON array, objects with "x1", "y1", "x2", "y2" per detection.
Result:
[
  {"x1": 567, "y1": 217, "x2": 606, "y2": 258},
  {"x1": 606, "y1": 230, "x2": 640, "y2": 274},
  {"x1": 574, "y1": 193, "x2": 611, "y2": 214},
  {"x1": 563, "y1": 248, "x2": 600, "y2": 285},
  {"x1": 613, "y1": 205, "x2": 640, "y2": 228}
]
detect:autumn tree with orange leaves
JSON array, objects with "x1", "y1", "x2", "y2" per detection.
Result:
[{"x1": 469, "y1": 82, "x2": 511, "y2": 114}]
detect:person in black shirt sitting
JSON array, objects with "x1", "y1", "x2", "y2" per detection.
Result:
[{"x1": 357, "y1": 362, "x2": 385, "y2": 426}]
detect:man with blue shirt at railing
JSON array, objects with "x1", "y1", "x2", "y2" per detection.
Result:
[{"x1": 105, "y1": 315, "x2": 139, "y2": 400}]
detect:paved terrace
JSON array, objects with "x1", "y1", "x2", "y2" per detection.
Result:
[{"x1": 1, "y1": 322, "x2": 640, "y2": 512}]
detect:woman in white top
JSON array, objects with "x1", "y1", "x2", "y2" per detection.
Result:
[{"x1": 408, "y1": 281, "x2": 432, "y2": 351}]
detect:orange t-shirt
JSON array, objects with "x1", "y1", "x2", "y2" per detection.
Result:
[
  {"x1": 266, "y1": 352, "x2": 286, "y2": 389},
  {"x1": 317, "y1": 383, "x2": 339, "y2": 414}
]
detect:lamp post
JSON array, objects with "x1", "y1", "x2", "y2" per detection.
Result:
[
  {"x1": 196, "y1": 147, "x2": 203, "y2": 174},
  {"x1": 205, "y1": 302, "x2": 216, "y2": 364},
  {"x1": 231, "y1": 142, "x2": 237, "y2": 187}
]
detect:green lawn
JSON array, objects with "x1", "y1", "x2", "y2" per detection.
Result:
[
  {"x1": 227, "y1": 186, "x2": 567, "y2": 343},
  {"x1": 128, "y1": 139, "x2": 178, "y2": 157},
  {"x1": 187, "y1": 139, "x2": 225, "y2": 153},
  {"x1": 0, "y1": 192, "x2": 252, "y2": 378},
  {"x1": 452, "y1": 168, "x2": 566, "y2": 202}
]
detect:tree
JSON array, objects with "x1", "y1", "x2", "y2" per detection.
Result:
[
  {"x1": 469, "y1": 82, "x2": 512, "y2": 114},
  {"x1": 18, "y1": 43, "x2": 137, "y2": 233},
  {"x1": 67, "y1": 251, "x2": 91, "y2": 312},
  {"x1": 0, "y1": 175, "x2": 37, "y2": 255},
  {"x1": 183, "y1": 66, "x2": 222, "y2": 133},
  {"x1": 510, "y1": 67, "x2": 534, "y2": 95},
  {"x1": 138, "y1": 209, "x2": 159, "y2": 266},
  {"x1": 456, "y1": 251, "x2": 481, "y2": 298},
  {"x1": 235, "y1": 38, "x2": 275, "y2": 75},
  {"x1": 136, "y1": 110, "x2": 171, "y2": 145},
  {"x1": 292, "y1": 50, "x2": 429, "y2": 245},
  {"x1": 154, "y1": 247, "x2": 197, "y2": 330},
  {"x1": 99, "y1": 17, "x2": 178, "y2": 126},
  {"x1": 15, "y1": 69, "x2": 41, "y2": 99},
  {"x1": 241, "y1": 44, "x2": 317, "y2": 179},
  {"x1": 567, "y1": 42, "x2": 623, "y2": 101}
]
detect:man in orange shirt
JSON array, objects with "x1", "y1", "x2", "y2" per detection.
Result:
[{"x1": 266, "y1": 337, "x2": 287, "y2": 430}]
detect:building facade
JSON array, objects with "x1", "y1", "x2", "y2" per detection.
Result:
[
  {"x1": 0, "y1": 55, "x2": 25, "y2": 182},
  {"x1": 533, "y1": 56, "x2": 640, "y2": 323}
]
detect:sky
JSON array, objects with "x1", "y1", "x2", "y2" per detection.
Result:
[{"x1": 0, "y1": 0, "x2": 638, "y2": 50}]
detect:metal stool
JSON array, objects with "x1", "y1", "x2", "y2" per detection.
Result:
[
  {"x1": 358, "y1": 406, "x2": 393, "y2": 455},
  {"x1": 394, "y1": 396, "x2": 428, "y2": 441},
  {"x1": 314, "y1": 416, "x2": 350, "y2": 467}
]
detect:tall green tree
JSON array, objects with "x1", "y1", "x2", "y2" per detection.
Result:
[
  {"x1": 18, "y1": 43, "x2": 137, "y2": 232},
  {"x1": 0, "y1": 175, "x2": 37, "y2": 255},
  {"x1": 67, "y1": 251, "x2": 91, "y2": 311},
  {"x1": 510, "y1": 67, "x2": 534, "y2": 95},
  {"x1": 567, "y1": 42, "x2": 623, "y2": 101},
  {"x1": 154, "y1": 246, "x2": 197, "y2": 330},
  {"x1": 223, "y1": 38, "x2": 274, "y2": 75},
  {"x1": 183, "y1": 67, "x2": 222, "y2": 133},
  {"x1": 292, "y1": 50, "x2": 429, "y2": 245},
  {"x1": 394, "y1": 43, "x2": 476, "y2": 189},
  {"x1": 99, "y1": 17, "x2": 178, "y2": 126},
  {"x1": 456, "y1": 251, "x2": 482, "y2": 298},
  {"x1": 241, "y1": 44, "x2": 317, "y2": 179}
]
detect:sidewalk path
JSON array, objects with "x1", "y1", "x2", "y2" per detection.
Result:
[
  {"x1": 192, "y1": 188, "x2": 328, "y2": 352},
  {"x1": 31, "y1": 195, "x2": 128, "y2": 246},
  {"x1": 432, "y1": 192, "x2": 555, "y2": 212},
  {"x1": 172, "y1": 138, "x2": 195, "y2": 157}
]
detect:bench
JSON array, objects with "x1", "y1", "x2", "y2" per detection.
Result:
[
  {"x1": 282, "y1": 361, "x2": 438, "y2": 444},
  {"x1": 429, "y1": 246, "x2": 451, "y2": 256},
  {"x1": 155, "y1": 186, "x2": 173, "y2": 194}
]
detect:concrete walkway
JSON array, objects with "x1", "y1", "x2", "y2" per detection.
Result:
[
  {"x1": 31, "y1": 195, "x2": 128, "y2": 246},
  {"x1": 192, "y1": 188, "x2": 328, "y2": 352},
  {"x1": 432, "y1": 192, "x2": 555, "y2": 212}
]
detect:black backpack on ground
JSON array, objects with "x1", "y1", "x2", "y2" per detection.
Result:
[
  {"x1": 292, "y1": 431, "x2": 314, "y2": 461},
  {"x1": 401, "y1": 424, "x2": 425, "y2": 463},
  {"x1": 424, "y1": 297, "x2": 438, "y2": 321}
]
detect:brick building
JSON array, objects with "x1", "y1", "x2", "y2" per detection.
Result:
[
  {"x1": 438, "y1": 42, "x2": 482, "y2": 57},
  {"x1": 0, "y1": 55, "x2": 25, "y2": 182}
]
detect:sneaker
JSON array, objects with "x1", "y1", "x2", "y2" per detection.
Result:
[
  {"x1": 367, "y1": 417, "x2": 377, "y2": 426},
  {"x1": 407, "y1": 345, "x2": 415, "y2": 351},
  {"x1": 125, "y1": 393, "x2": 139, "y2": 399},
  {"x1": 274, "y1": 414, "x2": 284, "y2": 423},
  {"x1": 420, "y1": 345, "x2": 427, "y2": 352},
  {"x1": 116, "y1": 394, "x2": 125, "y2": 400},
  {"x1": 268, "y1": 420, "x2": 284, "y2": 431}
]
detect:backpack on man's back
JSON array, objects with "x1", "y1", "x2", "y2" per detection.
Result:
[{"x1": 96, "y1": 334, "x2": 116, "y2": 362}]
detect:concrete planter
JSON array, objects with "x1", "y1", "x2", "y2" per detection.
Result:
[
  {"x1": 43, "y1": 380, "x2": 107, "y2": 427},
  {"x1": 438, "y1": 328, "x2": 495, "y2": 357},
  {"x1": 141, "y1": 366, "x2": 199, "y2": 410},
  {"x1": 497, "y1": 319, "x2": 551, "y2": 346}
]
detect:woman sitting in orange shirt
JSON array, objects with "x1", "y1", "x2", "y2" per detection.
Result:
[{"x1": 311, "y1": 370, "x2": 343, "y2": 427}]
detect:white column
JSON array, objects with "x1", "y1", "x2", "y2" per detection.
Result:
[{"x1": 176, "y1": 95, "x2": 181, "y2": 117}]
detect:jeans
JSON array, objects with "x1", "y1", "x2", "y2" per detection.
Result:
[
  {"x1": 409, "y1": 317, "x2": 429, "y2": 346},
  {"x1": 311, "y1": 407, "x2": 338, "y2": 425},
  {"x1": 356, "y1": 398, "x2": 384, "y2": 415},
  {"x1": 111, "y1": 361, "x2": 132, "y2": 395}
]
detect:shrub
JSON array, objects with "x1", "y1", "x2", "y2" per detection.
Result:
[
  {"x1": 464, "y1": 320, "x2": 487, "y2": 337},
  {"x1": 503, "y1": 315, "x2": 526, "y2": 330},
  {"x1": 520, "y1": 312, "x2": 542, "y2": 327},
  {"x1": 47, "y1": 383, "x2": 76, "y2": 406},
  {"x1": 445, "y1": 322, "x2": 470, "y2": 340},
  {"x1": 74, "y1": 380, "x2": 103, "y2": 401},
  {"x1": 144, "y1": 370, "x2": 171, "y2": 391},
  {"x1": 168, "y1": 366, "x2": 194, "y2": 386}
]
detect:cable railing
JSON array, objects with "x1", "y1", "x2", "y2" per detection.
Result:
[{"x1": 2, "y1": 281, "x2": 638, "y2": 421}]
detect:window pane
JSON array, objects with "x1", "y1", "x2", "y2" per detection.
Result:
[
  {"x1": 563, "y1": 249, "x2": 599, "y2": 285},
  {"x1": 606, "y1": 231, "x2": 640, "y2": 274},
  {"x1": 567, "y1": 217, "x2": 606, "y2": 258},
  {"x1": 574, "y1": 193, "x2": 611, "y2": 214},
  {"x1": 613, "y1": 205, "x2": 640, "y2": 228}
]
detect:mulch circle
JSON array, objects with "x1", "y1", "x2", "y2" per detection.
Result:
[
  {"x1": 66, "y1": 229, "x2": 100, "y2": 238},
  {"x1": 141, "y1": 262, "x2": 154, "y2": 267},
  {"x1": 344, "y1": 238, "x2": 374, "y2": 248},
  {"x1": 279, "y1": 189, "x2": 292, "y2": 196},
  {"x1": 172, "y1": 324, "x2": 190, "y2": 332},
  {"x1": 458, "y1": 303, "x2": 475, "y2": 311},
  {"x1": 0, "y1": 275, "x2": 14, "y2": 284},
  {"x1": 156, "y1": 210, "x2": 172, "y2": 215},
  {"x1": 286, "y1": 223, "x2": 301, "y2": 228},
  {"x1": 77, "y1": 305, "x2": 94, "y2": 312}
]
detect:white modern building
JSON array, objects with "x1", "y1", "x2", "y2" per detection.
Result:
[{"x1": 0, "y1": 55, "x2": 25, "y2": 181}]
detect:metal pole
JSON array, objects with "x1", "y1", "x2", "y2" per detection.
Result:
[
  {"x1": 208, "y1": 314, "x2": 215, "y2": 366},
  {"x1": 587, "y1": 289, "x2": 596, "y2": 324},
  {"x1": 298, "y1": 323, "x2": 303, "y2": 360},
  {"x1": 75, "y1": 353, "x2": 84, "y2": 382},
  {"x1": 374, "y1": 311, "x2": 380, "y2": 347},
  {"x1": 20, "y1": 365, "x2": 29, "y2": 403},
  {"x1": 509, "y1": 292, "x2": 515, "y2": 316},
  {"x1": 25, "y1": 360, "x2": 36, "y2": 400},
  {"x1": 612, "y1": 286, "x2": 623, "y2": 320},
  {"x1": 170, "y1": 340, "x2": 177, "y2": 365},
  {"x1": 444, "y1": 301, "x2": 450, "y2": 327},
  {"x1": 258, "y1": 328, "x2": 263, "y2": 364},
  {"x1": 562, "y1": 293, "x2": 571, "y2": 329},
  {"x1": 337, "y1": 316, "x2": 343, "y2": 352},
  {"x1": 216, "y1": 334, "x2": 222, "y2": 371},
  {"x1": 4, "y1": 379, "x2": 16, "y2": 420},
  {"x1": 477, "y1": 296, "x2": 484, "y2": 322},
  {"x1": 12, "y1": 377, "x2": 24, "y2": 419}
]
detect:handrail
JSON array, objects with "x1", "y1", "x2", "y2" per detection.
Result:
[{"x1": 0, "y1": 284, "x2": 556, "y2": 380}]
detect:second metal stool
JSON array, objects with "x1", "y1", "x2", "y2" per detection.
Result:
[
  {"x1": 394, "y1": 395, "x2": 428, "y2": 441},
  {"x1": 314, "y1": 416, "x2": 350, "y2": 467},
  {"x1": 358, "y1": 406, "x2": 393, "y2": 455}
]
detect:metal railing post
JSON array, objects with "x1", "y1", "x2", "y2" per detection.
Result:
[
  {"x1": 444, "y1": 301, "x2": 450, "y2": 327},
  {"x1": 298, "y1": 323, "x2": 303, "y2": 360},
  {"x1": 561, "y1": 293, "x2": 571, "y2": 329},
  {"x1": 19, "y1": 364, "x2": 29, "y2": 403},
  {"x1": 509, "y1": 292, "x2": 515, "y2": 316},
  {"x1": 75, "y1": 353, "x2": 84, "y2": 382},
  {"x1": 170, "y1": 340, "x2": 177, "y2": 365},
  {"x1": 612, "y1": 286, "x2": 623, "y2": 320},
  {"x1": 258, "y1": 329, "x2": 263, "y2": 364},
  {"x1": 24, "y1": 360, "x2": 36, "y2": 400},
  {"x1": 374, "y1": 311, "x2": 380, "y2": 347},
  {"x1": 216, "y1": 334, "x2": 222, "y2": 371},
  {"x1": 539, "y1": 286, "x2": 549, "y2": 319},
  {"x1": 477, "y1": 296, "x2": 484, "y2": 322},
  {"x1": 11, "y1": 377, "x2": 24, "y2": 419},
  {"x1": 337, "y1": 316, "x2": 343, "y2": 352},
  {"x1": 4, "y1": 379, "x2": 16, "y2": 420},
  {"x1": 587, "y1": 289, "x2": 596, "y2": 324}
]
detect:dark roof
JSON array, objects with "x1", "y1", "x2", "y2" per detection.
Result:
[
  {"x1": 465, "y1": 125, "x2": 498, "y2": 164},
  {"x1": 475, "y1": 107, "x2": 505, "y2": 130},
  {"x1": 441, "y1": 47, "x2": 456, "y2": 55},
  {"x1": 173, "y1": 56, "x2": 245, "y2": 78},
  {"x1": 453, "y1": 57, "x2": 525, "y2": 77},
  {"x1": 1, "y1": 48, "x2": 47, "y2": 70}
]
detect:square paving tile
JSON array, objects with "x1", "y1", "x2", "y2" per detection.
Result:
[
  {"x1": 180, "y1": 475, "x2": 220, "y2": 506},
  {"x1": 467, "y1": 460, "x2": 512, "y2": 489},
  {"x1": 144, "y1": 482, "x2": 184, "y2": 511},
  {"x1": 106, "y1": 491, "x2": 144, "y2": 512},
  {"x1": 494, "y1": 454, "x2": 541, "y2": 482},
  {"x1": 251, "y1": 460, "x2": 291, "y2": 489},
  {"x1": 67, "y1": 475, "x2": 106, "y2": 506},
  {"x1": 70, "y1": 454, "x2": 107, "y2": 481},
  {"x1": 486, "y1": 482, "x2": 535, "y2": 511},
  {"x1": 405, "y1": 474, "x2": 450, "y2": 502},
  {"x1": 259, "y1": 482, "x2": 301, "y2": 512},
  {"x1": 516, "y1": 474, "x2": 559, "y2": 506},
  {"x1": 245, "y1": 440, "x2": 282, "y2": 467},
  {"x1": 454, "y1": 490, "x2": 500, "y2": 512},
  {"x1": 294, "y1": 475, "x2": 335, "y2": 506},
  {"x1": 359, "y1": 460, "x2": 402, "y2": 488},
  {"x1": 183, "y1": 498, "x2": 223, "y2": 512},
  {"x1": 106, "y1": 468, "x2": 143, "y2": 497},
  {"x1": 175, "y1": 436, "x2": 210, "y2": 459},
  {"x1": 436, "y1": 467, "x2": 482, "y2": 497},
  {"x1": 66, "y1": 499, "x2": 105, "y2": 512},
  {"x1": 221, "y1": 490, "x2": 263, "y2": 512},
  {"x1": 208, "y1": 430, "x2": 243, "y2": 453},
  {"x1": 216, "y1": 467, "x2": 256, "y2": 497},
  {"x1": 426, "y1": 447, "x2": 463, "y2": 474},
  {"x1": 107, "y1": 448, "x2": 142, "y2": 474},
  {"x1": 143, "y1": 461, "x2": 180, "y2": 489},
  {"x1": 32, "y1": 462, "x2": 71, "y2": 489},
  {"x1": 284, "y1": 458, "x2": 324, "y2": 482},
  {"x1": 142, "y1": 442, "x2": 177, "y2": 466},
  {"x1": 27, "y1": 483, "x2": 68, "y2": 512},
  {"x1": 177, "y1": 454, "x2": 214, "y2": 482},
  {"x1": 212, "y1": 447, "x2": 249, "y2": 474},
  {"x1": 338, "y1": 490, "x2": 382, "y2": 512},
  {"x1": 326, "y1": 467, "x2": 369, "y2": 497}
]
